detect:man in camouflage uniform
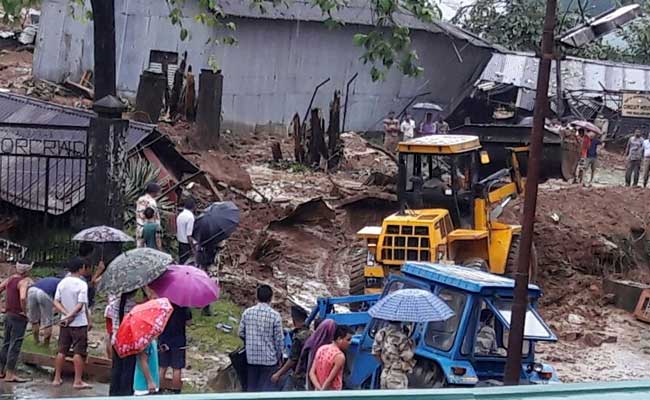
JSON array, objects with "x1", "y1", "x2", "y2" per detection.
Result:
[
  {"x1": 474, "y1": 309, "x2": 506, "y2": 356},
  {"x1": 372, "y1": 322, "x2": 415, "y2": 389},
  {"x1": 272, "y1": 306, "x2": 311, "y2": 390},
  {"x1": 383, "y1": 112, "x2": 400, "y2": 155}
]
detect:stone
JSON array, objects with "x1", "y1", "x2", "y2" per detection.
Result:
[
  {"x1": 567, "y1": 313, "x2": 586, "y2": 325},
  {"x1": 561, "y1": 331, "x2": 582, "y2": 341},
  {"x1": 583, "y1": 332, "x2": 604, "y2": 347},
  {"x1": 603, "y1": 334, "x2": 618, "y2": 344}
]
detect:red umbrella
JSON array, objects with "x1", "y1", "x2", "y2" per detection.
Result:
[
  {"x1": 570, "y1": 120, "x2": 602, "y2": 135},
  {"x1": 148, "y1": 265, "x2": 220, "y2": 308},
  {"x1": 114, "y1": 298, "x2": 173, "y2": 358}
]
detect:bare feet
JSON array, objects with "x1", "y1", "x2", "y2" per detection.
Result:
[
  {"x1": 52, "y1": 378, "x2": 63, "y2": 386},
  {"x1": 73, "y1": 381, "x2": 93, "y2": 390}
]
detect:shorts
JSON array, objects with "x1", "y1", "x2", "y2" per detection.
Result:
[
  {"x1": 158, "y1": 346, "x2": 186, "y2": 369},
  {"x1": 58, "y1": 326, "x2": 88, "y2": 356},
  {"x1": 27, "y1": 287, "x2": 53, "y2": 326},
  {"x1": 585, "y1": 157, "x2": 597, "y2": 170}
]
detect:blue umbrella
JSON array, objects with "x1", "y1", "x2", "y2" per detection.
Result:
[{"x1": 368, "y1": 289, "x2": 454, "y2": 323}]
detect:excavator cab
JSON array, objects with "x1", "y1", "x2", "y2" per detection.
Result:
[
  {"x1": 352, "y1": 135, "x2": 534, "y2": 296},
  {"x1": 398, "y1": 135, "x2": 486, "y2": 228}
]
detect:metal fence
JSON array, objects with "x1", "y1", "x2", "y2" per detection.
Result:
[
  {"x1": 0, "y1": 123, "x2": 88, "y2": 266},
  {"x1": 64, "y1": 380, "x2": 650, "y2": 400}
]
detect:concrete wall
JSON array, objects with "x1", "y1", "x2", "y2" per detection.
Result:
[{"x1": 34, "y1": 0, "x2": 492, "y2": 132}]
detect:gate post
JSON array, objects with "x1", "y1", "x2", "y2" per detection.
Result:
[{"x1": 86, "y1": 95, "x2": 128, "y2": 229}]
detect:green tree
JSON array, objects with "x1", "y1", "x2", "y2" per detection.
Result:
[
  {"x1": 452, "y1": 0, "x2": 650, "y2": 64},
  {"x1": 1, "y1": 0, "x2": 40, "y2": 23}
]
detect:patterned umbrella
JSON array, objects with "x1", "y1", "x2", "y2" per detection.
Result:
[
  {"x1": 148, "y1": 264, "x2": 220, "y2": 308},
  {"x1": 368, "y1": 289, "x2": 455, "y2": 323},
  {"x1": 98, "y1": 248, "x2": 172, "y2": 295},
  {"x1": 570, "y1": 120, "x2": 602, "y2": 135},
  {"x1": 114, "y1": 297, "x2": 173, "y2": 358},
  {"x1": 72, "y1": 225, "x2": 134, "y2": 243}
]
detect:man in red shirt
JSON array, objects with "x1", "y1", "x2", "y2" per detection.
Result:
[
  {"x1": 0, "y1": 260, "x2": 33, "y2": 382},
  {"x1": 574, "y1": 129, "x2": 592, "y2": 185}
]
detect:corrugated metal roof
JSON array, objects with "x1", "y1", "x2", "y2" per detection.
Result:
[
  {"x1": 0, "y1": 92, "x2": 155, "y2": 150},
  {"x1": 478, "y1": 51, "x2": 650, "y2": 95},
  {"x1": 216, "y1": 0, "x2": 498, "y2": 49},
  {"x1": 0, "y1": 92, "x2": 157, "y2": 215}
]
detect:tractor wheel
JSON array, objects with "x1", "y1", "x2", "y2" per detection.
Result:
[
  {"x1": 462, "y1": 258, "x2": 489, "y2": 272},
  {"x1": 408, "y1": 359, "x2": 445, "y2": 389},
  {"x1": 349, "y1": 262, "x2": 365, "y2": 297},
  {"x1": 505, "y1": 235, "x2": 538, "y2": 283}
]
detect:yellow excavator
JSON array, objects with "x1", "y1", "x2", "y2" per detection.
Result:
[{"x1": 353, "y1": 134, "x2": 535, "y2": 295}]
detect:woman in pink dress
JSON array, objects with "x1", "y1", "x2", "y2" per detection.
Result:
[{"x1": 308, "y1": 325, "x2": 353, "y2": 391}]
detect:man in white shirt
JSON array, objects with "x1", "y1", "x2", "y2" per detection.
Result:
[
  {"x1": 642, "y1": 133, "x2": 650, "y2": 187},
  {"x1": 400, "y1": 114, "x2": 416, "y2": 140},
  {"x1": 52, "y1": 257, "x2": 92, "y2": 389},
  {"x1": 176, "y1": 197, "x2": 196, "y2": 264}
]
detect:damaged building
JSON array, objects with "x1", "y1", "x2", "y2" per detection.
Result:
[
  {"x1": 34, "y1": 0, "x2": 498, "y2": 133},
  {"x1": 0, "y1": 92, "x2": 201, "y2": 264}
]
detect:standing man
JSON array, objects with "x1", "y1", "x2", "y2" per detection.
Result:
[
  {"x1": 625, "y1": 129, "x2": 644, "y2": 187},
  {"x1": 573, "y1": 129, "x2": 591, "y2": 185},
  {"x1": 271, "y1": 305, "x2": 310, "y2": 390},
  {"x1": 419, "y1": 113, "x2": 436, "y2": 136},
  {"x1": 158, "y1": 304, "x2": 192, "y2": 394},
  {"x1": 400, "y1": 114, "x2": 416, "y2": 141},
  {"x1": 176, "y1": 197, "x2": 196, "y2": 264},
  {"x1": 642, "y1": 133, "x2": 650, "y2": 187},
  {"x1": 434, "y1": 117, "x2": 450, "y2": 135},
  {"x1": 0, "y1": 259, "x2": 33, "y2": 383},
  {"x1": 27, "y1": 276, "x2": 61, "y2": 346},
  {"x1": 372, "y1": 321, "x2": 415, "y2": 390},
  {"x1": 184, "y1": 66, "x2": 196, "y2": 122},
  {"x1": 585, "y1": 132, "x2": 602, "y2": 185},
  {"x1": 238, "y1": 285, "x2": 284, "y2": 392},
  {"x1": 52, "y1": 257, "x2": 92, "y2": 389},
  {"x1": 136, "y1": 182, "x2": 161, "y2": 248},
  {"x1": 383, "y1": 111, "x2": 400, "y2": 154}
]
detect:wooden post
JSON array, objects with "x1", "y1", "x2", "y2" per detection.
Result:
[
  {"x1": 134, "y1": 71, "x2": 167, "y2": 123},
  {"x1": 292, "y1": 113, "x2": 304, "y2": 163},
  {"x1": 196, "y1": 69, "x2": 223, "y2": 148},
  {"x1": 89, "y1": 0, "x2": 117, "y2": 99},
  {"x1": 327, "y1": 90, "x2": 342, "y2": 169},
  {"x1": 271, "y1": 142, "x2": 283, "y2": 162}
]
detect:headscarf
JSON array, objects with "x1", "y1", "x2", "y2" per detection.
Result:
[
  {"x1": 296, "y1": 319, "x2": 336, "y2": 376},
  {"x1": 16, "y1": 261, "x2": 33, "y2": 274}
]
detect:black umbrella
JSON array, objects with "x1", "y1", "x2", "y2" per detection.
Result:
[
  {"x1": 190, "y1": 201, "x2": 240, "y2": 267},
  {"x1": 194, "y1": 201, "x2": 240, "y2": 245}
]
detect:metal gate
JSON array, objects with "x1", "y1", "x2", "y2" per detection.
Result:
[{"x1": 0, "y1": 123, "x2": 88, "y2": 265}]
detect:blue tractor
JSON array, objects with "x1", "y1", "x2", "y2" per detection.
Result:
[{"x1": 305, "y1": 262, "x2": 559, "y2": 388}]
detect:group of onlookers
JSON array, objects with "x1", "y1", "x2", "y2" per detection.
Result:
[
  {"x1": 238, "y1": 285, "x2": 417, "y2": 392},
  {"x1": 382, "y1": 112, "x2": 450, "y2": 153}
]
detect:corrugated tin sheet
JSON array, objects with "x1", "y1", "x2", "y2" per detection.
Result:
[
  {"x1": 0, "y1": 92, "x2": 156, "y2": 215},
  {"x1": 215, "y1": 0, "x2": 498, "y2": 49},
  {"x1": 0, "y1": 92, "x2": 155, "y2": 150},
  {"x1": 478, "y1": 51, "x2": 650, "y2": 97}
]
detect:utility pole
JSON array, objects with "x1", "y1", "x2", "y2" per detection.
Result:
[{"x1": 503, "y1": 0, "x2": 557, "y2": 385}]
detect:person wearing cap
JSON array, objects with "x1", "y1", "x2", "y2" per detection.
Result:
[
  {"x1": 271, "y1": 305, "x2": 310, "y2": 390},
  {"x1": 0, "y1": 259, "x2": 33, "y2": 382},
  {"x1": 136, "y1": 182, "x2": 162, "y2": 248}
]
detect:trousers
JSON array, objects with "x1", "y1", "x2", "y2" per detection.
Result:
[{"x1": 0, "y1": 314, "x2": 27, "y2": 373}]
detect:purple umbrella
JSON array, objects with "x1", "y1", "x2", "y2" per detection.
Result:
[{"x1": 148, "y1": 265, "x2": 220, "y2": 307}]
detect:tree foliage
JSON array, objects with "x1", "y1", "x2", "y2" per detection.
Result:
[
  {"x1": 0, "y1": 0, "x2": 40, "y2": 23},
  {"x1": 452, "y1": 0, "x2": 650, "y2": 65}
]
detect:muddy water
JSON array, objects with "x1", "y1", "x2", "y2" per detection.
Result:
[{"x1": 0, "y1": 381, "x2": 108, "y2": 399}]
